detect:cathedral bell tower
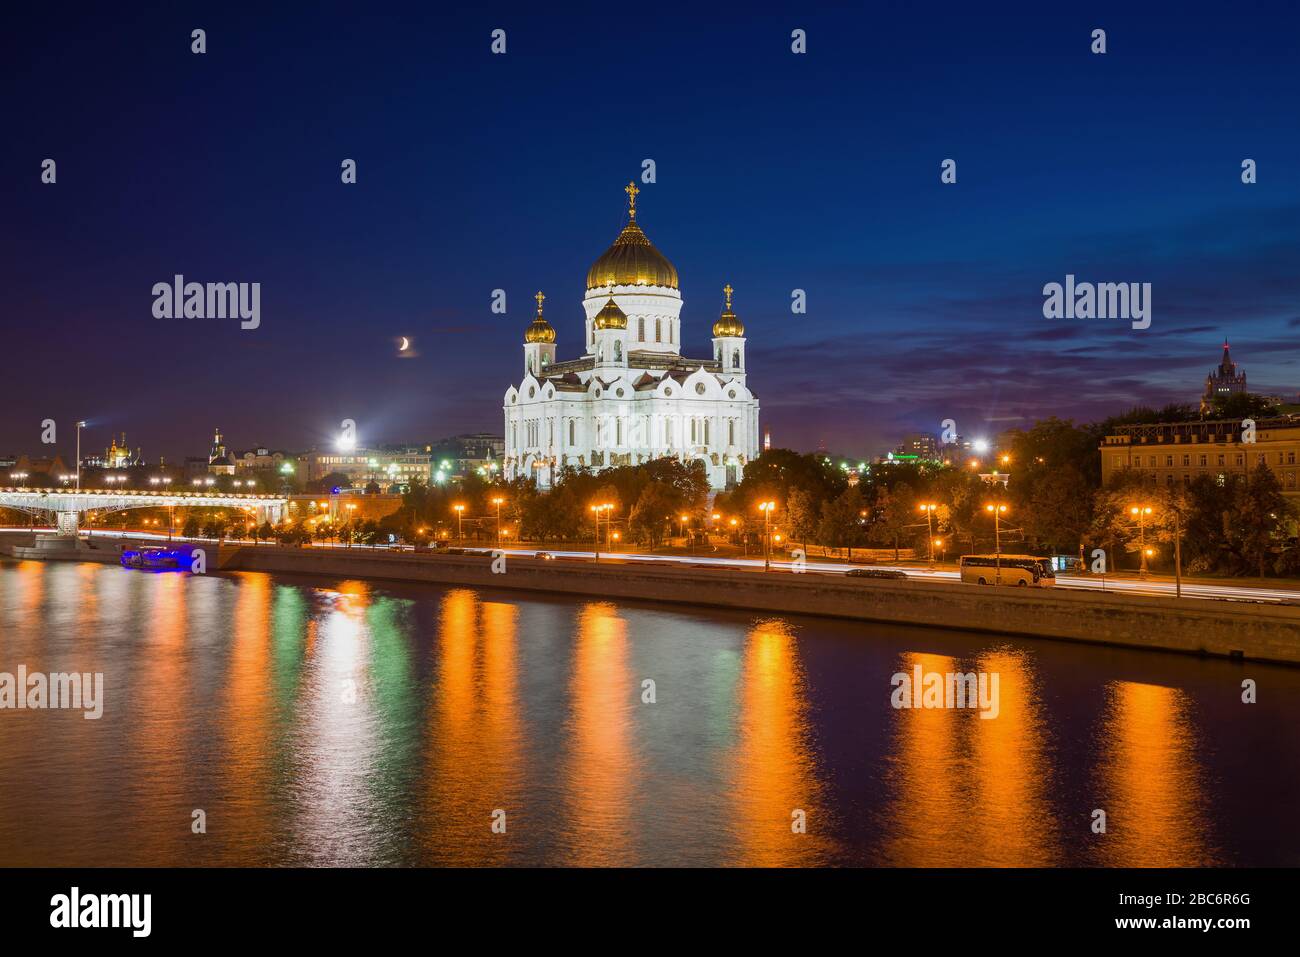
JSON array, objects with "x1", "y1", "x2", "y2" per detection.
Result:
[
  {"x1": 591, "y1": 291, "x2": 629, "y2": 375},
  {"x1": 711, "y1": 283, "x2": 747, "y2": 385},
  {"x1": 522, "y1": 290, "x2": 557, "y2": 378}
]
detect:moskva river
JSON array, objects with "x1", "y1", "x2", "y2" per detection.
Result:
[{"x1": 2, "y1": 559, "x2": 1296, "y2": 866}]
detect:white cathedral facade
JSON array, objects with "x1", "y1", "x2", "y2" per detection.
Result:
[{"x1": 503, "y1": 183, "x2": 760, "y2": 491}]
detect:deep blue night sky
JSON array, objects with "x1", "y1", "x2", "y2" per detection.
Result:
[{"x1": 4, "y1": 1, "x2": 1298, "y2": 463}]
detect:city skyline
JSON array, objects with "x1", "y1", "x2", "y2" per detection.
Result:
[
  {"x1": 4, "y1": 0, "x2": 1300, "y2": 912},
  {"x1": 5, "y1": 4, "x2": 1299, "y2": 460}
]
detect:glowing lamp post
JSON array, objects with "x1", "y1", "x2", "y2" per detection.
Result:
[
  {"x1": 984, "y1": 503, "x2": 1008, "y2": 583},
  {"x1": 1130, "y1": 505, "x2": 1153, "y2": 577},
  {"x1": 453, "y1": 504, "x2": 465, "y2": 544},
  {"x1": 590, "y1": 503, "x2": 613, "y2": 560},
  {"x1": 75, "y1": 421, "x2": 87, "y2": 492},
  {"x1": 918, "y1": 503, "x2": 939, "y2": 563},
  {"x1": 491, "y1": 496, "x2": 505, "y2": 544},
  {"x1": 758, "y1": 500, "x2": 777, "y2": 571}
]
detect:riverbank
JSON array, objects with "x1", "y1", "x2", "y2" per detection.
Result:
[{"x1": 215, "y1": 543, "x2": 1300, "y2": 665}]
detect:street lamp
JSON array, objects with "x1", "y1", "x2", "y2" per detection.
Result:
[
  {"x1": 453, "y1": 503, "x2": 465, "y2": 544},
  {"x1": 1129, "y1": 505, "x2": 1154, "y2": 577},
  {"x1": 75, "y1": 421, "x2": 86, "y2": 492},
  {"x1": 918, "y1": 503, "x2": 938, "y2": 563},
  {"x1": 758, "y1": 500, "x2": 777, "y2": 571},
  {"x1": 984, "y1": 502, "x2": 1008, "y2": 583},
  {"x1": 491, "y1": 495, "x2": 505, "y2": 545},
  {"x1": 589, "y1": 503, "x2": 613, "y2": 560}
]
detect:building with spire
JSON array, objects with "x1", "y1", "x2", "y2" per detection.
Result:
[
  {"x1": 1201, "y1": 340, "x2": 1247, "y2": 412},
  {"x1": 504, "y1": 182, "x2": 760, "y2": 490},
  {"x1": 83, "y1": 433, "x2": 141, "y2": 469},
  {"x1": 207, "y1": 428, "x2": 235, "y2": 475}
]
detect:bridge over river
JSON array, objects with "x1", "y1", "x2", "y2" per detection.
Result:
[{"x1": 0, "y1": 486, "x2": 289, "y2": 536}]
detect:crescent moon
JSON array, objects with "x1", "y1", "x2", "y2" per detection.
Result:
[{"x1": 398, "y1": 337, "x2": 410, "y2": 352}]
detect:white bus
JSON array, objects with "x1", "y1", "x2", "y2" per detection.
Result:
[{"x1": 959, "y1": 554, "x2": 1055, "y2": 587}]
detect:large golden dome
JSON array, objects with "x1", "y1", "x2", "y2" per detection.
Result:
[
  {"x1": 524, "y1": 290, "x2": 556, "y2": 343},
  {"x1": 585, "y1": 182, "x2": 679, "y2": 290},
  {"x1": 712, "y1": 283, "x2": 745, "y2": 337},
  {"x1": 592, "y1": 296, "x2": 628, "y2": 331}
]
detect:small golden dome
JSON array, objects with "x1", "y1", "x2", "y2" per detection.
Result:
[
  {"x1": 524, "y1": 290, "x2": 556, "y2": 343},
  {"x1": 585, "y1": 182, "x2": 679, "y2": 290},
  {"x1": 712, "y1": 283, "x2": 745, "y2": 337},
  {"x1": 593, "y1": 295, "x2": 628, "y2": 331}
]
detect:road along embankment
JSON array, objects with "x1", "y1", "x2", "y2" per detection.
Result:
[{"x1": 218, "y1": 546, "x2": 1300, "y2": 665}]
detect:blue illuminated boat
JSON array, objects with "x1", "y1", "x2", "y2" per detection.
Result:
[{"x1": 120, "y1": 548, "x2": 195, "y2": 571}]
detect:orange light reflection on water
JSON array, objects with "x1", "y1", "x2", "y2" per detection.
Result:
[
  {"x1": 1091, "y1": 680, "x2": 1217, "y2": 866},
  {"x1": 728, "y1": 619, "x2": 828, "y2": 866}
]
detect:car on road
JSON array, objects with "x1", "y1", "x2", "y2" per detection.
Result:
[
  {"x1": 846, "y1": 568, "x2": 908, "y2": 580},
  {"x1": 535, "y1": 551, "x2": 556, "y2": 560}
]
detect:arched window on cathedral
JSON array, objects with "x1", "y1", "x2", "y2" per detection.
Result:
[
  {"x1": 639, "y1": 316, "x2": 645, "y2": 341},
  {"x1": 568, "y1": 420, "x2": 575, "y2": 446},
  {"x1": 704, "y1": 420, "x2": 711, "y2": 445},
  {"x1": 733, "y1": 349, "x2": 740, "y2": 367},
  {"x1": 655, "y1": 318, "x2": 662, "y2": 343},
  {"x1": 728, "y1": 419, "x2": 735, "y2": 446},
  {"x1": 616, "y1": 419, "x2": 623, "y2": 445},
  {"x1": 690, "y1": 419, "x2": 697, "y2": 444},
  {"x1": 615, "y1": 341, "x2": 622, "y2": 361}
]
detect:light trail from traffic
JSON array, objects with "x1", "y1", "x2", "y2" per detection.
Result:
[{"x1": 10, "y1": 527, "x2": 1294, "y2": 605}]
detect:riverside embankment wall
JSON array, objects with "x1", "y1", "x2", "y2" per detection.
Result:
[{"x1": 221, "y1": 546, "x2": 1300, "y2": 665}]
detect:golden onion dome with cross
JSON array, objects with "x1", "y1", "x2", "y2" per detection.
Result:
[
  {"x1": 592, "y1": 294, "x2": 628, "y2": 331},
  {"x1": 524, "y1": 290, "x2": 557, "y2": 343},
  {"x1": 585, "y1": 182, "x2": 679, "y2": 291},
  {"x1": 712, "y1": 283, "x2": 745, "y2": 337}
]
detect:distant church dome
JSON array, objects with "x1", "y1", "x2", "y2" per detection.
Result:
[
  {"x1": 592, "y1": 295, "x2": 628, "y2": 331},
  {"x1": 712, "y1": 283, "x2": 745, "y2": 337},
  {"x1": 524, "y1": 290, "x2": 556, "y2": 343},
  {"x1": 585, "y1": 182, "x2": 679, "y2": 290}
]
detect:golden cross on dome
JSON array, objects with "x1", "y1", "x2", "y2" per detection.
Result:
[
  {"x1": 534, "y1": 290, "x2": 545, "y2": 314},
  {"x1": 723, "y1": 283, "x2": 734, "y2": 309},
  {"x1": 625, "y1": 181, "x2": 639, "y2": 219}
]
